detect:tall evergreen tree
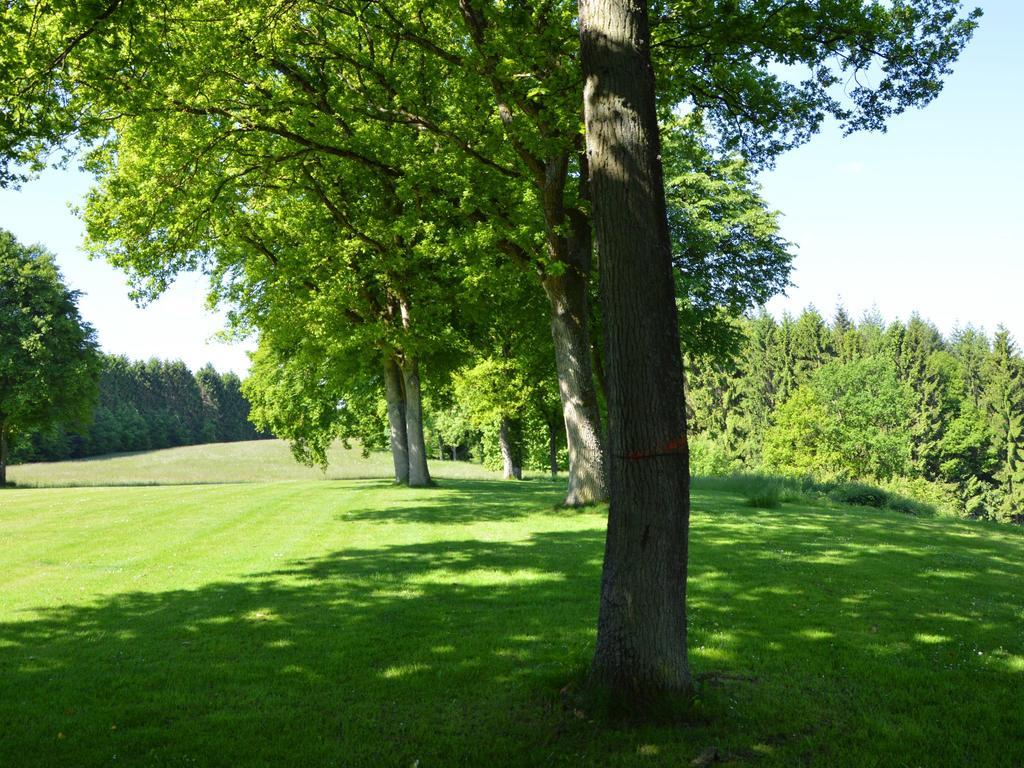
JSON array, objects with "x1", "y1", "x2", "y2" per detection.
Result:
[
  {"x1": 982, "y1": 329, "x2": 1024, "y2": 520},
  {"x1": 951, "y1": 326, "x2": 990, "y2": 409},
  {"x1": 791, "y1": 307, "x2": 833, "y2": 383}
]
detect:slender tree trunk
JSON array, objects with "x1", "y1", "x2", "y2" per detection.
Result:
[
  {"x1": 400, "y1": 357, "x2": 432, "y2": 487},
  {"x1": 592, "y1": 339, "x2": 609, "y2": 408},
  {"x1": 498, "y1": 416, "x2": 523, "y2": 480},
  {"x1": 383, "y1": 355, "x2": 410, "y2": 485},
  {"x1": 543, "y1": 269, "x2": 607, "y2": 504},
  {"x1": 548, "y1": 414, "x2": 560, "y2": 479},
  {"x1": 0, "y1": 427, "x2": 8, "y2": 487},
  {"x1": 580, "y1": 0, "x2": 693, "y2": 707}
]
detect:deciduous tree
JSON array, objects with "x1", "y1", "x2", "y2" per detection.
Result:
[{"x1": 0, "y1": 230, "x2": 100, "y2": 485}]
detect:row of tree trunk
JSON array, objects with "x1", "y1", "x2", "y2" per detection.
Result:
[
  {"x1": 376, "y1": 1, "x2": 695, "y2": 711},
  {"x1": 383, "y1": 354, "x2": 431, "y2": 487},
  {"x1": 380, "y1": 271, "x2": 606, "y2": 498}
]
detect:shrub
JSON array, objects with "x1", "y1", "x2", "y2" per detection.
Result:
[
  {"x1": 883, "y1": 493, "x2": 935, "y2": 516},
  {"x1": 827, "y1": 482, "x2": 889, "y2": 508},
  {"x1": 689, "y1": 434, "x2": 741, "y2": 476},
  {"x1": 743, "y1": 482, "x2": 782, "y2": 509},
  {"x1": 823, "y1": 480, "x2": 937, "y2": 516},
  {"x1": 692, "y1": 473, "x2": 807, "y2": 509}
]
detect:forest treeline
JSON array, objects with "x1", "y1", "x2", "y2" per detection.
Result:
[
  {"x1": 11, "y1": 356, "x2": 267, "y2": 463},
  {"x1": 685, "y1": 308, "x2": 1024, "y2": 524}
]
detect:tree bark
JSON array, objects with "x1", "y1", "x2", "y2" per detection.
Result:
[
  {"x1": 400, "y1": 357, "x2": 432, "y2": 488},
  {"x1": 580, "y1": 0, "x2": 693, "y2": 707},
  {"x1": 543, "y1": 269, "x2": 607, "y2": 505},
  {"x1": 498, "y1": 416, "x2": 523, "y2": 480},
  {"x1": 383, "y1": 355, "x2": 410, "y2": 485}
]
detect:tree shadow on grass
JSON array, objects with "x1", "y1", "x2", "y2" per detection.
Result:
[
  {"x1": 1, "y1": 486, "x2": 1022, "y2": 767},
  {"x1": 333, "y1": 478, "x2": 576, "y2": 524}
]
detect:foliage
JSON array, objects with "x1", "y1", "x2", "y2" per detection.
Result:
[
  {"x1": 689, "y1": 433, "x2": 741, "y2": 476},
  {"x1": 0, "y1": 0, "x2": 981, "y2": 439},
  {"x1": 689, "y1": 309, "x2": 1024, "y2": 523},
  {"x1": 825, "y1": 481, "x2": 892, "y2": 509},
  {"x1": 0, "y1": 230, "x2": 100, "y2": 480},
  {"x1": 743, "y1": 481, "x2": 782, "y2": 509},
  {"x1": 243, "y1": 343, "x2": 387, "y2": 468},
  {"x1": 664, "y1": 118, "x2": 793, "y2": 360},
  {"x1": 454, "y1": 358, "x2": 535, "y2": 433},
  {"x1": 763, "y1": 358, "x2": 913, "y2": 481},
  {"x1": 823, "y1": 481, "x2": 936, "y2": 517}
]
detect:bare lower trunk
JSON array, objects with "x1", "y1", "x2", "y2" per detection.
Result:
[
  {"x1": 383, "y1": 355, "x2": 410, "y2": 485},
  {"x1": 581, "y1": 0, "x2": 693, "y2": 707},
  {"x1": 400, "y1": 358, "x2": 432, "y2": 488},
  {"x1": 0, "y1": 427, "x2": 8, "y2": 487},
  {"x1": 548, "y1": 415, "x2": 559, "y2": 479},
  {"x1": 543, "y1": 271, "x2": 607, "y2": 505},
  {"x1": 499, "y1": 416, "x2": 523, "y2": 480}
]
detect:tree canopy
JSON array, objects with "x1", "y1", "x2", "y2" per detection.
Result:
[{"x1": 0, "y1": 229, "x2": 100, "y2": 485}]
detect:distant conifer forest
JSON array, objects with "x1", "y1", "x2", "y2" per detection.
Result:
[
  {"x1": 11, "y1": 356, "x2": 269, "y2": 463},
  {"x1": 685, "y1": 308, "x2": 1024, "y2": 524}
]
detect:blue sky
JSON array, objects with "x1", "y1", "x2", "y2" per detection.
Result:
[
  {"x1": 0, "y1": 0, "x2": 1020, "y2": 376},
  {"x1": 760, "y1": 0, "x2": 1023, "y2": 338}
]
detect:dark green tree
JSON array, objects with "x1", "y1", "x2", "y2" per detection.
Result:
[
  {"x1": 950, "y1": 326, "x2": 990, "y2": 409},
  {"x1": 982, "y1": 329, "x2": 1024, "y2": 521},
  {"x1": 0, "y1": 230, "x2": 100, "y2": 485},
  {"x1": 791, "y1": 306, "x2": 834, "y2": 383},
  {"x1": 665, "y1": 117, "x2": 793, "y2": 361}
]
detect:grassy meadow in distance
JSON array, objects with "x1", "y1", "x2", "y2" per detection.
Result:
[
  {"x1": 1, "y1": 442, "x2": 1022, "y2": 767},
  {"x1": 5, "y1": 439, "x2": 504, "y2": 487}
]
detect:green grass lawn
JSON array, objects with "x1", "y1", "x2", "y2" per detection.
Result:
[{"x1": 1, "y1": 447, "x2": 1022, "y2": 766}]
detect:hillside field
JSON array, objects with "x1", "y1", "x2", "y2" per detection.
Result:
[
  {"x1": 1, "y1": 443, "x2": 1022, "y2": 767},
  {"x1": 5, "y1": 439, "x2": 502, "y2": 487}
]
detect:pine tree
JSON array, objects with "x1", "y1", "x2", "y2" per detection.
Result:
[
  {"x1": 735, "y1": 312, "x2": 780, "y2": 463},
  {"x1": 950, "y1": 326, "x2": 989, "y2": 409},
  {"x1": 791, "y1": 307, "x2": 833, "y2": 383},
  {"x1": 913, "y1": 352, "x2": 959, "y2": 480},
  {"x1": 894, "y1": 315, "x2": 944, "y2": 476},
  {"x1": 982, "y1": 329, "x2": 1024, "y2": 521},
  {"x1": 771, "y1": 313, "x2": 798, "y2": 405},
  {"x1": 856, "y1": 309, "x2": 888, "y2": 359},
  {"x1": 831, "y1": 305, "x2": 856, "y2": 362}
]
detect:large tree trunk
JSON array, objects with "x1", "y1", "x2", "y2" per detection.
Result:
[
  {"x1": 580, "y1": 0, "x2": 693, "y2": 708},
  {"x1": 498, "y1": 416, "x2": 523, "y2": 480},
  {"x1": 543, "y1": 269, "x2": 607, "y2": 505},
  {"x1": 400, "y1": 357, "x2": 432, "y2": 488},
  {"x1": 383, "y1": 355, "x2": 410, "y2": 485}
]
